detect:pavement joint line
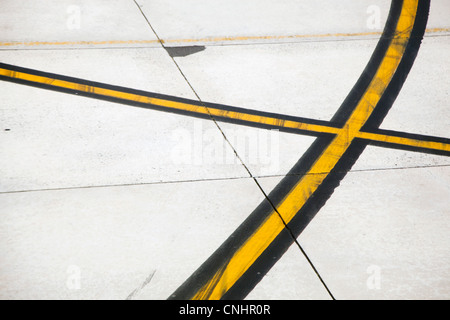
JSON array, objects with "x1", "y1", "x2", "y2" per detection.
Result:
[
  {"x1": 132, "y1": 0, "x2": 337, "y2": 299},
  {"x1": 0, "y1": 27, "x2": 448, "y2": 49},
  {"x1": 254, "y1": 163, "x2": 450, "y2": 179},
  {"x1": 256, "y1": 183, "x2": 336, "y2": 300},
  {"x1": 131, "y1": 1, "x2": 265, "y2": 201},
  {"x1": 1, "y1": 32, "x2": 449, "y2": 52},
  {"x1": 0, "y1": 176, "x2": 254, "y2": 195},
  {"x1": 2, "y1": 163, "x2": 448, "y2": 196},
  {"x1": 132, "y1": 0, "x2": 285, "y2": 236},
  {"x1": 133, "y1": 1, "x2": 336, "y2": 299}
]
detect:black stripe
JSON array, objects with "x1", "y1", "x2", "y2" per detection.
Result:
[
  {"x1": 223, "y1": 139, "x2": 368, "y2": 300},
  {"x1": 362, "y1": 0, "x2": 431, "y2": 130},
  {"x1": 362, "y1": 128, "x2": 450, "y2": 157},
  {"x1": 366, "y1": 139, "x2": 450, "y2": 157},
  {"x1": 367, "y1": 128, "x2": 450, "y2": 145},
  {"x1": 330, "y1": 0, "x2": 404, "y2": 126},
  {"x1": 222, "y1": 0, "x2": 431, "y2": 300},
  {"x1": 0, "y1": 62, "x2": 337, "y2": 132},
  {"x1": 169, "y1": 135, "x2": 336, "y2": 300},
  {"x1": 2, "y1": 58, "x2": 447, "y2": 151},
  {"x1": 171, "y1": 0, "x2": 433, "y2": 300}
]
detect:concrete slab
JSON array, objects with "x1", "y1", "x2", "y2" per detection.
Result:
[
  {"x1": 171, "y1": 41, "x2": 449, "y2": 177},
  {"x1": 0, "y1": 178, "x2": 271, "y2": 300},
  {"x1": 0, "y1": 48, "x2": 190, "y2": 94},
  {"x1": 351, "y1": 145, "x2": 450, "y2": 172},
  {"x1": 0, "y1": 49, "x2": 249, "y2": 192},
  {"x1": 428, "y1": 0, "x2": 450, "y2": 30},
  {"x1": 257, "y1": 150, "x2": 450, "y2": 300},
  {"x1": 245, "y1": 243, "x2": 332, "y2": 300},
  {"x1": 0, "y1": 0, "x2": 158, "y2": 48},
  {"x1": 380, "y1": 36, "x2": 450, "y2": 138},
  {"x1": 212, "y1": 123, "x2": 315, "y2": 177},
  {"x1": 169, "y1": 40, "x2": 375, "y2": 122},
  {"x1": 1, "y1": 0, "x2": 447, "y2": 50},
  {"x1": 137, "y1": 0, "x2": 391, "y2": 43}
]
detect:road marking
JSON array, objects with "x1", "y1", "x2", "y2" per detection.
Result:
[
  {"x1": 0, "y1": 64, "x2": 448, "y2": 157},
  {"x1": 0, "y1": 0, "x2": 445, "y2": 301},
  {"x1": 188, "y1": 0, "x2": 421, "y2": 299},
  {"x1": 0, "y1": 28, "x2": 448, "y2": 48}
]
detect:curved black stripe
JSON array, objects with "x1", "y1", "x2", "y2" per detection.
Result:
[
  {"x1": 363, "y1": 1, "x2": 430, "y2": 131},
  {"x1": 223, "y1": 139, "x2": 368, "y2": 300},
  {"x1": 330, "y1": 0, "x2": 404, "y2": 126},
  {"x1": 169, "y1": 134, "x2": 336, "y2": 300},
  {"x1": 227, "y1": 0, "x2": 431, "y2": 300},
  {"x1": 226, "y1": 0, "x2": 431, "y2": 300},
  {"x1": 170, "y1": 0, "x2": 431, "y2": 300}
]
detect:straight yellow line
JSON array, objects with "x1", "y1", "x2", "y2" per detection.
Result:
[
  {"x1": 357, "y1": 132, "x2": 450, "y2": 153},
  {"x1": 0, "y1": 28, "x2": 448, "y2": 48},
  {"x1": 0, "y1": 67, "x2": 341, "y2": 136},
  {"x1": 162, "y1": 31, "x2": 383, "y2": 44},
  {"x1": 0, "y1": 65, "x2": 449, "y2": 154},
  {"x1": 192, "y1": 0, "x2": 419, "y2": 300}
]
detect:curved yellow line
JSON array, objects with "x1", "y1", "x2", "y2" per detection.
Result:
[{"x1": 193, "y1": 0, "x2": 419, "y2": 300}]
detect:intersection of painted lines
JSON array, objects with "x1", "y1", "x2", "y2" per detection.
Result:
[
  {"x1": 1, "y1": 62, "x2": 448, "y2": 159},
  {"x1": 2, "y1": 0, "x2": 448, "y2": 298}
]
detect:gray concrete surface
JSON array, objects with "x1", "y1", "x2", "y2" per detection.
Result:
[{"x1": 0, "y1": 0, "x2": 449, "y2": 300}]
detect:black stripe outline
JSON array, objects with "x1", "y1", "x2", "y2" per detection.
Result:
[{"x1": 170, "y1": 0, "x2": 432, "y2": 300}]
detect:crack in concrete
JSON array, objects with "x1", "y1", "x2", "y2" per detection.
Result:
[{"x1": 126, "y1": 270, "x2": 157, "y2": 300}]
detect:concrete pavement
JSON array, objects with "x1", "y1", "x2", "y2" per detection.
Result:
[{"x1": 0, "y1": 0, "x2": 449, "y2": 300}]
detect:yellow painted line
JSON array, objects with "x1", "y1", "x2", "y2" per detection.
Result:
[
  {"x1": 1, "y1": 65, "x2": 449, "y2": 155},
  {"x1": 0, "y1": 67, "x2": 211, "y2": 115},
  {"x1": 0, "y1": 67, "x2": 341, "y2": 136},
  {"x1": 0, "y1": 28, "x2": 448, "y2": 48},
  {"x1": 358, "y1": 132, "x2": 450, "y2": 153},
  {"x1": 425, "y1": 27, "x2": 450, "y2": 33},
  {"x1": 192, "y1": 0, "x2": 420, "y2": 300},
  {"x1": 162, "y1": 31, "x2": 383, "y2": 44}
]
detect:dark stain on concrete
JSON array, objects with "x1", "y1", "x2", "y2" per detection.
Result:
[{"x1": 165, "y1": 45, "x2": 206, "y2": 58}]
